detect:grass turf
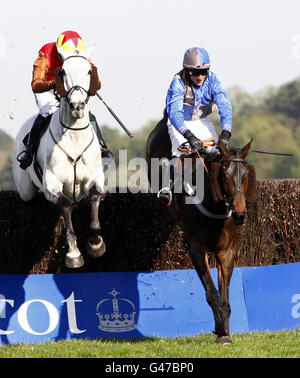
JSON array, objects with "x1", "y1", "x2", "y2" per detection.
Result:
[{"x1": 0, "y1": 329, "x2": 299, "y2": 358}]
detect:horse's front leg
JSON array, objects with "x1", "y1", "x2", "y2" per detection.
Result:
[
  {"x1": 86, "y1": 184, "x2": 106, "y2": 257},
  {"x1": 189, "y1": 241, "x2": 225, "y2": 342},
  {"x1": 44, "y1": 170, "x2": 84, "y2": 268},
  {"x1": 215, "y1": 239, "x2": 235, "y2": 344}
]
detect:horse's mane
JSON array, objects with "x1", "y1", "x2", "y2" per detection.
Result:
[
  {"x1": 209, "y1": 160, "x2": 223, "y2": 202},
  {"x1": 88, "y1": 65, "x2": 101, "y2": 96},
  {"x1": 245, "y1": 164, "x2": 256, "y2": 204}
]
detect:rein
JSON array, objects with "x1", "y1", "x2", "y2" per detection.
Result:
[
  {"x1": 59, "y1": 114, "x2": 90, "y2": 131},
  {"x1": 177, "y1": 138, "x2": 232, "y2": 219},
  {"x1": 178, "y1": 141, "x2": 248, "y2": 219},
  {"x1": 177, "y1": 137, "x2": 215, "y2": 175},
  {"x1": 220, "y1": 158, "x2": 246, "y2": 163},
  {"x1": 190, "y1": 196, "x2": 232, "y2": 219}
]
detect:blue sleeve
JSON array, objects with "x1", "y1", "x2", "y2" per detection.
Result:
[
  {"x1": 166, "y1": 77, "x2": 189, "y2": 135},
  {"x1": 211, "y1": 74, "x2": 232, "y2": 133}
]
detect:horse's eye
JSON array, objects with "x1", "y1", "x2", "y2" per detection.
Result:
[
  {"x1": 88, "y1": 69, "x2": 92, "y2": 75},
  {"x1": 60, "y1": 68, "x2": 66, "y2": 77},
  {"x1": 222, "y1": 170, "x2": 228, "y2": 179}
]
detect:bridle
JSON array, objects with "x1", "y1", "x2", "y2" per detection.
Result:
[
  {"x1": 219, "y1": 156, "x2": 248, "y2": 209},
  {"x1": 57, "y1": 55, "x2": 92, "y2": 131}
]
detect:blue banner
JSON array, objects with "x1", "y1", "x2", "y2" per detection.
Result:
[
  {"x1": 0, "y1": 269, "x2": 246, "y2": 345},
  {"x1": 0, "y1": 263, "x2": 299, "y2": 344},
  {"x1": 241, "y1": 263, "x2": 300, "y2": 332}
]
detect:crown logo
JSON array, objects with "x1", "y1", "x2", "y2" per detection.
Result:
[{"x1": 96, "y1": 288, "x2": 137, "y2": 332}]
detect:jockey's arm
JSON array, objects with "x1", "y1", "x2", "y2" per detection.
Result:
[
  {"x1": 166, "y1": 77, "x2": 188, "y2": 135},
  {"x1": 31, "y1": 54, "x2": 101, "y2": 94},
  {"x1": 31, "y1": 51, "x2": 54, "y2": 93},
  {"x1": 88, "y1": 59, "x2": 101, "y2": 91},
  {"x1": 211, "y1": 74, "x2": 232, "y2": 134}
]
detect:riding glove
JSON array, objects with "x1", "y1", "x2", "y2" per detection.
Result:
[
  {"x1": 184, "y1": 130, "x2": 205, "y2": 152},
  {"x1": 219, "y1": 130, "x2": 231, "y2": 148}
]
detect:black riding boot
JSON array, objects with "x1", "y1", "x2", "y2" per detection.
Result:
[
  {"x1": 19, "y1": 114, "x2": 51, "y2": 170},
  {"x1": 89, "y1": 112, "x2": 114, "y2": 160}
]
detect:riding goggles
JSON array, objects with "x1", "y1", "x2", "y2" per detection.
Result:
[{"x1": 189, "y1": 68, "x2": 209, "y2": 76}]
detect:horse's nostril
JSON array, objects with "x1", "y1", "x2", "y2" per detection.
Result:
[{"x1": 232, "y1": 212, "x2": 245, "y2": 225}]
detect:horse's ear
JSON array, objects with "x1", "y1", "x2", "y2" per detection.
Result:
[
  {"x1": 210, "y1": 162, "x2": 223, "y2": 202},
  {"x1": 246, "y1": 163, "x2": 256, "y2": 204},
  {"x1": 88, "y1": 65, "x2": 101, "y2": 96},
  {"x1": 241, "y1": 138, "x2": 253, "y2": 159},
  {"x1": 217, "y1": 139, "x2": 230, "y2": 158},
  {"x1": 55, "y1": 66, "x2": 67, "y2": 97},
  {"x1": 83, "y1": 44, "x2": 95, "y2": 59}
]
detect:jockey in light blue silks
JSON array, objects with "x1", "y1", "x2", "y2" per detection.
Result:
[{"x1": 158, "y1": 47, "x2": 233, "y2": 205}]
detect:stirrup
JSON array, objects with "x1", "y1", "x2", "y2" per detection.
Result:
[{"x1": 157, "y1": 187, "x2": 172, "y2": 207}]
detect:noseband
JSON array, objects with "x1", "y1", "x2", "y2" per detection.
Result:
[{"x1": 65, "y1": 85, "x2": 90, "y2": 106}]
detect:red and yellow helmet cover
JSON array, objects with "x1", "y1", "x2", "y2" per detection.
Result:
[{"x1": 56, "y1": 30, "x2": 84, "y2": 53}]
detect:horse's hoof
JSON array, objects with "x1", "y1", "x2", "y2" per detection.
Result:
[
  {"x1": 65, "y1": 255, "x2": 85, "y2": 269},
  {"x1": 87, "y1": 235, "x2": 106, "y2": 257},
  {"x1": 216, "y1": 336, "x2": 232, "y2": 345}
]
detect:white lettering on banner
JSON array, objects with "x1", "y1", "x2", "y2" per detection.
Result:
[
  {"x1": 62, "y1": 292, "x2": 86, "y2": 333},
  {"x1": 0, "y1": 296, "x2": 15, "y2": 335},
  {"x1": 291, "y1": 294, "x2": 300, "y2": 319},
  {"x1": 18, "y1": 299, "x2": 59, "y2": 335},
  {"x1": 0, "y1": 291, "x2": 86, "y2": 336}
]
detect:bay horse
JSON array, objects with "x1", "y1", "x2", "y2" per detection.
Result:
[
  {"x1": 146, "y1": 118, "x2": 256, "y2": 343},
  {"x1": 12, "y1": 49, "x2": 106, "y2": 269}
]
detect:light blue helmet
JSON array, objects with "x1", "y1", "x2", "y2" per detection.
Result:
[{"x1": 183, "y1": 47, "x2": 211, "y2": 69}]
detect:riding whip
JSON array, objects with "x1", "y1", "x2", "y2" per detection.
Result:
[
  {"x1": 252, "y1": 150, "x2": 293, "y2": 156},
  {"x1": 96, "y1": 93, "x2": 134, "y2": 139}
]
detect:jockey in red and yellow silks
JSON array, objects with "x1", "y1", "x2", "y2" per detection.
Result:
[{"x1": 19, "y1": 30, "x2": 112, "y2": 170}]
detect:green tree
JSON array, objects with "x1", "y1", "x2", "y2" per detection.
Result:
[
  {"x1": 265, "y1": 78, "x2": 300, "y2": 126},
  {"x1": 231, "y1": 113, "x2": 298, "y2": 178}
]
